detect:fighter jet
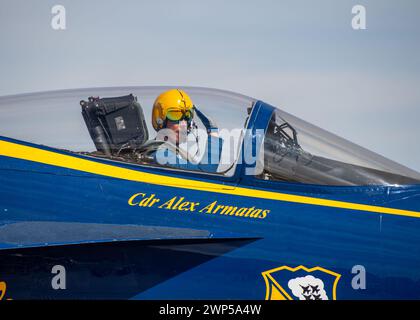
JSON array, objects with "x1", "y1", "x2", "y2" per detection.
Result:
[{"x1": 0, "y1": 86, "x2": 419, "y2": 299}]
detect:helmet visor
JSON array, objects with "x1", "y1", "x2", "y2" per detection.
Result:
[{"x1": 166, "y1": 109, "x2": 193, "y2": 122}]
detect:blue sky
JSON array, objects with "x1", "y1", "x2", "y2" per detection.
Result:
[{"x1": 0, "y1": 0, "x2": 419, "y2": 171}]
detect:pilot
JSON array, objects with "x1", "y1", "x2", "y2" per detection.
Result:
[{"x1": 151, "y1": 89, "x2": 223, "y2": 173}]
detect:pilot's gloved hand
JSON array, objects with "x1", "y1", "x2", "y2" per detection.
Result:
[{"x1": 193, "y1": 106, "x2": 219, "y2": 135}]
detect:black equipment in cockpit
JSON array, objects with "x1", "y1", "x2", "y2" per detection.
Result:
[{"x1": 80, "y1": 94, "x2": 148, "y2": 156}]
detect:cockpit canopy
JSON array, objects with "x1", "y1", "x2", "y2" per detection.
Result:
[
  {"x1": 258, "y1": 107, "x2": 420, "y2": 186},
  {"x1": 0, "y1": 86, "x2": 419, "y2": 186}
]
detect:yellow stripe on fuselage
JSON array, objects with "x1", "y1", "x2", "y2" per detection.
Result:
[{"x1": 1, "y1": 139, "x2": 420, "y2": 219}]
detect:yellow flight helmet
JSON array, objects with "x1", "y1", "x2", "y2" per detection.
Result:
[{"x1": 152, "y1": 89, "x2": 194, "y2": 131}]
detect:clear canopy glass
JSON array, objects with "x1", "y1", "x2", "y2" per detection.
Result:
[
  {"x1": 1, "y1": 86, "x2": 419, "y2": 185},
  {"x1": 258, "y1": 107, "x2": 420, "y2": 186},
  {"x1": 0, "y1": 87, "x2": 254, "y2": 175}
]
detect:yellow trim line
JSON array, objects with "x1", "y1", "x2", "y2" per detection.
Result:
[{"x1": 1, "y1": 140, "x2": 420, "y2": 219}]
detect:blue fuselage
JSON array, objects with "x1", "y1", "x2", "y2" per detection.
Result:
[{"x1": 0, "y1": 101, "x2": 419, "y2": 300}]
